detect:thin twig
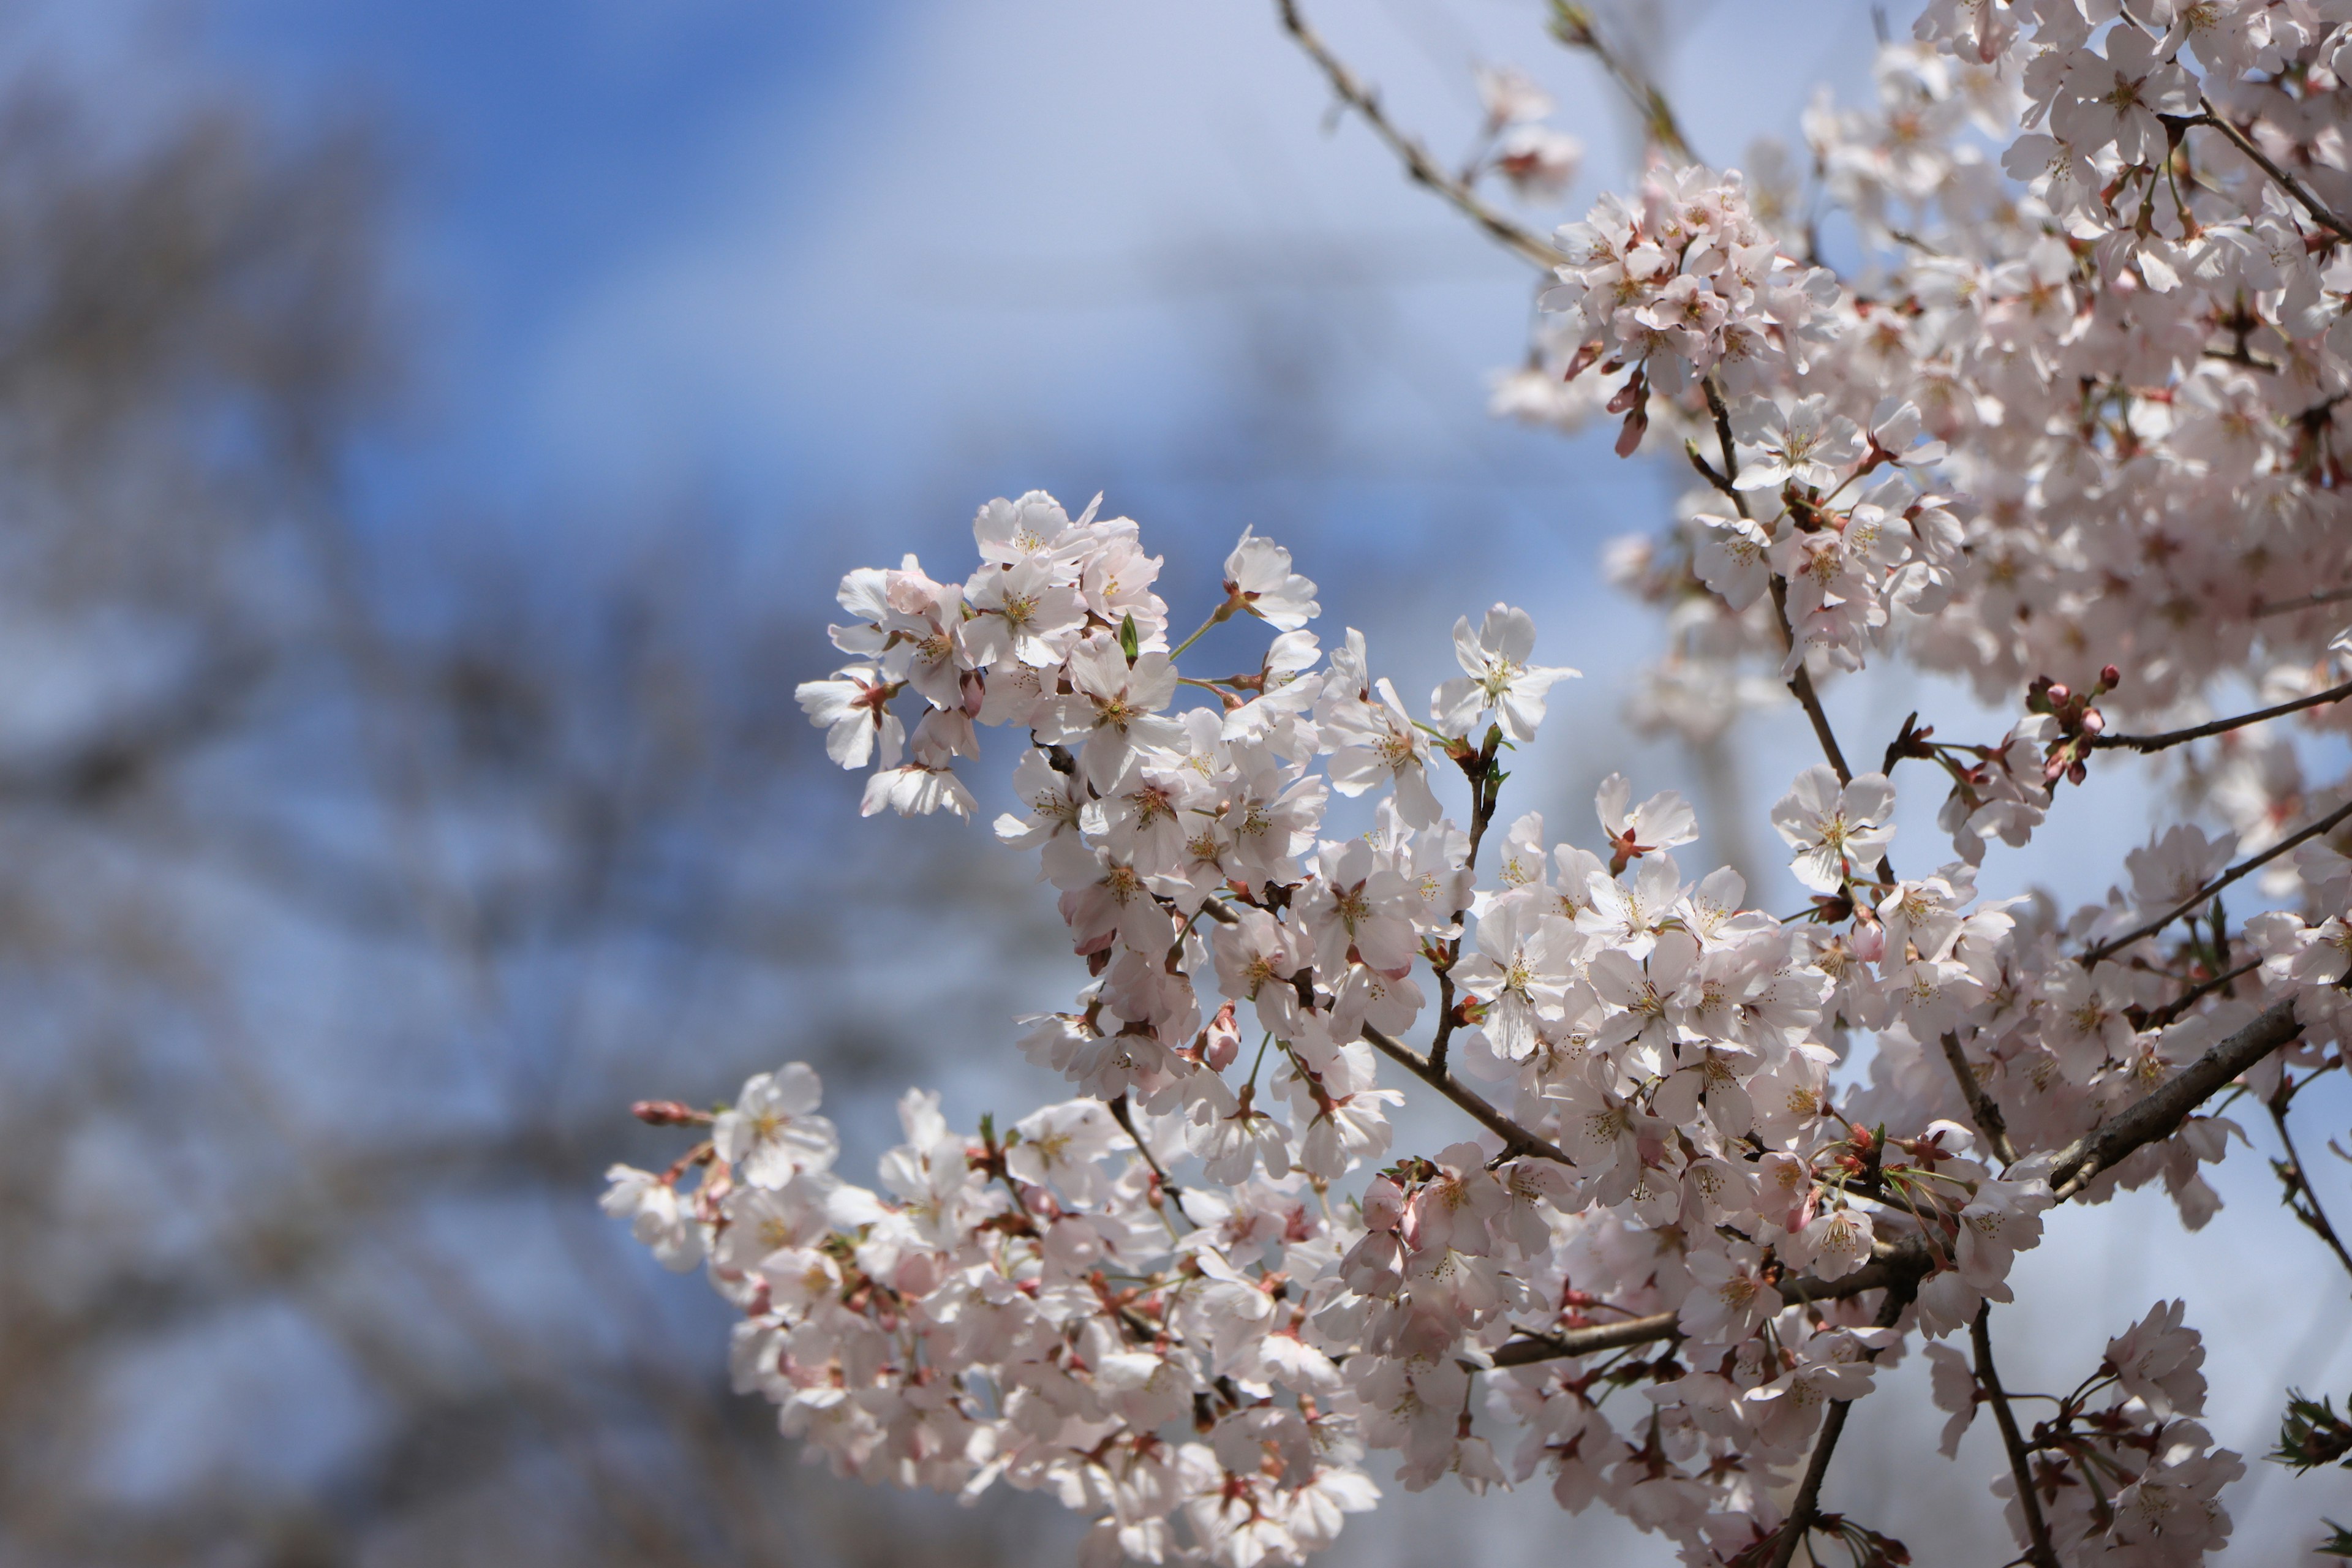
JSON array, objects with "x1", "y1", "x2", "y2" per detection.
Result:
[
  {"x1": 1940, "y1": 1031, "x2": 2018, "y2": 1166},
  {"x1": 2137, "y1": 957, "x2": 2260, "y2": 1031},
  {"x1": 1490, "y1": 1243, "x2": 1933, "y2": 1367},
  {"x1": 1544, "y1": 1, "x2": 1695, "y2": 162},
  {"x1": 1766, "y1": 1275, "x2": 1918, "y2": 1568},
  {"x1": 2091, "y1": 678, "x2": 2352, "y2": 753},
  {"x1": 2253, "y1": 583, "x2": 2352, "y2": 619},
  {"x1": 1502, "y1": 1000, "x2": 2315, "y2": 1366},
  {"x1": 2049, "y1": 996, "x2": 2302, "y2": 1201},
  {"x1": 1698, "y1": 374, "x2": 1861, "y2": 793},
  {"x1": 1276, "y1": 0, "x2": 1567, "y2": 270},
  {"x1": 2081, "y1": 797, "x2": 2352, "y2": 967},
  {"x1": 1107, "y1": 1093, "x2": 1194, "y2": 1227},
  {"x1": 1973, "y1": 1305, "x2": 2062, "y2": 1568},
  {"x1": 2269, "y1": 1092, "x2": 2352, "y2": 1286},
  {"x1": 1362, "y1": 1025, "x2": 1575, "y2": 1164},
  {"x1": 2192, "y1": 100, "x2": 2352, "y2": 245}
]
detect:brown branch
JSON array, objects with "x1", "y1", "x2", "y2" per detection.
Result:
[
  {"x1": 2049, "y1": 995, "x2": 2303, "y2": 1201},
  {"x1": 2090, "y1": 677, "x2": 2352, "y2": 753},
  {"x1": 1491, "y1": 1243, "x2": 1934, "y2": 1367},
  {"x1": 1544, "y1": 2, "x2": 1695, "y2": 162},
  {"x1": 2192, "y1": 100, "x2": 2352, "y2": 245},
  {"x1": 1276, "y1": 0, "x2": 1568, "y2": 270},
  {"x1": 1766, "y1": 1272, "x2": 1918, "y2": 1568},
  {"x1": 1940, "y1": 1031, "x2": 2018, "y2": 1166},
  {"x1": 2268, "y1": 1091, "x2": 2352, "y2": 1286},
  {"x1": 1696, "y1": 374, "x2": 1861, "y2": 794},
  {"x1": 2081, "y1": 797, "x2": 2352, "y2": 968},
  {"x1": 2137, "y1": 957, "x2": 2260, "y2": 1031},
  {"x1": 1973, "y1": 1305, "x2": 2062, "y2": 1568},
  {"x1": 1502, "y1": 1000, "x2": 2315, "y2": 1367},
  {"x1": 2254, "y1": 584, "x2": 2352, "y2": 619},
  {"x1": 1362, "y1": 1025, "x2": 1574, "y2": 1165}
]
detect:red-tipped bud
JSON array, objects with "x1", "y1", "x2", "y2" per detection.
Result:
[
  {"x1": 2081, "y1": 707, "x2": 2105, "y2": 736},
  {"x1": 631, "y1": 1099, "x2": 706, "y2": 1126},
  {"x1": 2046, "y1": 682, "x2": 2070, "y2": 707},
  {"x1": 2100, "y1": 664, "x2": 2122, "y2": 690}
]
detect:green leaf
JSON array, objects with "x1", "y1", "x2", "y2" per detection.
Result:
[{"x1": 1118, "y1": 612, "x2": 1140, "y2": 662}]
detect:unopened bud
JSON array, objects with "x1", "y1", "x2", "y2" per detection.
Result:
[
  {"x1": 632, "y1": 1099, "x2": 705, "y2": 1126},
  {"x1": 2081, "y1": 707, "x2": 2105, "y2": 736},
  {"x1": 2100, "y1": 663, "x2": 2122, "y2": 690},
  {"x1": 2045, "y1": 682, "x2": 2070, "y2": 707}
]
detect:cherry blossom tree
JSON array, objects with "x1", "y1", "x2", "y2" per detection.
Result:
[{"x1": 609, "y1": 2, "x2": 2352, "y2": 1562}]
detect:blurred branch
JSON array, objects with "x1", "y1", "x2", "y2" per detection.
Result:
[{"x1": 1275, "y1": 0, "x2": 1569, "y2": 270}]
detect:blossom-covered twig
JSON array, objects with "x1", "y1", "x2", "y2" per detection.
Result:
[
  {"x1": 2050, "y1": 998, "x2": 2304, "y2": 1202},
  {"x1": 1275, "y1": 0, "x2": 1567, "y2": 270},
  {"x1": 2190, "y1": 99, "x2": 2352, "y2": 245},
  {"x1": 1362, "y1": 1024, "x2": 1573, "y2": 1164},
  {"x1": 2084, "y1": 799, "x2": 2352, "y2": 968},
  {"x1": 1941, "y1": 1030, "x2": 2018, "y2": 1167},
  {"x1": 1766, "y1": 1278, "x2": 1918, "y2": 1568}
]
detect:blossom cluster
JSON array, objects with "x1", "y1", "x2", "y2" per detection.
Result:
[
  {"x1": 609, "y1": 3, "x2": 2352, "y2": 1562},
  {"x1": 614, "y1": 473, "x2": 2346, "y2": 1564}
]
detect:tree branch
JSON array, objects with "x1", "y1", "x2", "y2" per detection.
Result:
[
  {"x1": 1973, "y1": 1304, "x2": 2062, "y2": 1568},
  {"x1": 2090, "y1": 677, "x2": 2352, "y2": 753},
  {"x1": 1697, "y1": 374, "x2": 1860, "y2": 794},
  {"x1": 1501, "y1": 1000, "x2": 2314, "y2": 1366},
  {"x1": 2253, "y1": 583, "x2": 2352, "y2": 619},
  {"x1": 1766, "y1": 1273, "x2": 1918, "y2": 1568},
  {"x1": 2268, "y1": 1090, "x2": 2352, "y2": 1286},
  {"x1": 1275, "y1": 0, "x2": 1569, "y2": 270},
  {"x1": 1362, "y1": 1025, "x2": 1575, "y2": 1165},
  {"x1": 1544, "y1": 2, "x2": 1695, "y2": 162},
  {"x1": 2081, "y1": 797, "x2": 2352, "y2": 968},
  {"x1": 2193, "y1": 99, "x2": 2352, "y2": 245},
  {"x1": 1940, "y1": 1030, "x2": 2018, "y2": 1166},
  {"x1": 1491, "y1": 1243, "x2": 1934, "y2": 1366},
  {"x1": 2048, "y1": 996, "x2": 2303, "y2": 1202}
]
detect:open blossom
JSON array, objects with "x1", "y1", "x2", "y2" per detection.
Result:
[
  {"x1": 1431, "y1": 603, "x2": 1578, "y2": 742},
  {"x1": 713, "y1": 1065, "x2": 839, "y2": 1188},
  {"x1": 1732, "y1": 393, "x2": 1864, "y2": 491},
  {"x1": 1771, "y1": 766, "x2": 1896, "y2": 894},
  {"x1": 1224, "y1": 527, "x2": 1319, "y2": 631}
]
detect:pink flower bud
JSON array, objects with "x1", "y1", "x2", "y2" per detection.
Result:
[{"x1": 1205, "y1": 1001, "x2": 1240, "y2": 1072}]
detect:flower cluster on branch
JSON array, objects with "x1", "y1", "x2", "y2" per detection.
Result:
[{"x1": 611, "y1": 2, "x2": 2352, "y2": 1562}]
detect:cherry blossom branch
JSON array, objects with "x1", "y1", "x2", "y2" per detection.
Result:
[
  {"x1": 2081, "y1": 797, "x2": 2352, "y2": 968},
  {"x1": 1362, "y1": 1023, "x2": 1575, "y2": 1164},
  {"x1": 2090, "y1": 677, "x2": 2352, "y2": 753},
  {"x1": 1108, "y1": 1092, "x2": 1196, "y2": 1226},
  {"x1": 1275, "y1": 0, "x2": 1569, "y2": 270},
  {"x1": 2254, "y1": 583, "x2": 2352, "y2": 619},
  {"x1": 1940, "y1": 1031, "x2": 2018, "y2": 1166},
  {"x1": 1490, "y1": 1244, "x2": 1934, "y2": 1366},
  {"x1": 2189, "y1": 100, "x2": 2352, "y2": 246},
  {"x1": 2137, "y1": 957, "x2": 2261, "y2": 1031},
  {"x1": 2048, "y1": 996, "x2": 2303, "y2": 1202},
  {"x1": 1765, "y1": 1273, "x2": 1918, "y2": 1568},
  {"x1": 1544, "y1": 1, "x2": 1695, "y2": 162},
  {"x1": 1502, "y1": 1003, "x2": 2315, "y2": 1370},
  {"x1": 1973, "y1": 1304, "x2": 2062, "y2": 1568},
  {"x1": 1697, "y1": 375, "x2": 1861, "y2": 793},
  {"x1": 2266, "y1": 1091, "x2": 2352, "y2": 1286},
  {"x1": 1430, "y1": 726, "x2": 1506, "y2": 1074}
]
